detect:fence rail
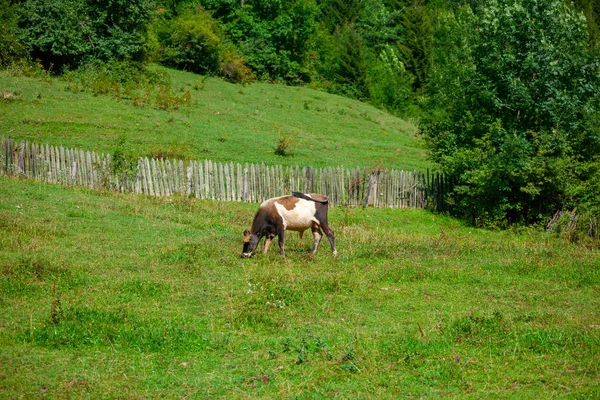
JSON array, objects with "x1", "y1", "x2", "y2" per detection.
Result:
[{"x1": 1, "y1": 136, "x2": 452, "y2": 210}]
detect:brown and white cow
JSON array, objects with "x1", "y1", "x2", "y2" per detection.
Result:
[{"x1": 241, "y1": 192, "x2": 337, "y2": 258}]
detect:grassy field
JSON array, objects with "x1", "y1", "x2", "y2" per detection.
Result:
[
  {"x1": 0, "y1": 67, "x2": 425, "y2": 171},
  {"x1": 1, "y1": 176, "x2": 599, "y2": 398}
]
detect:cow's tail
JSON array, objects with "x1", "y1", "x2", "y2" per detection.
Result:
[{"x1": 292, "y1": 192, "x2": 328, "y2": 204}]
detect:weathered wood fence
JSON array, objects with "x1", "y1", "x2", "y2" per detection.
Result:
[{"x1": 1, "y1": 137, "x2": 452, "y2": 210}]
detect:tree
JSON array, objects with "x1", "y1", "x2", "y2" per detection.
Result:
[
  {"x1": 86, "y1": 0, "x2": 155, "y2": 61},
  {"x1": 318, "y1": 0, "x2": 364, "y2": 31},
  {"x1": 154, "y1": 5, "x2": 222, "y2": 74},
  {"x1": 0, "y1": 0, "x2": 27, "y2": 66},
  {"x1": 214, "y1": 0, "x2": 319, "y2": 82},
  {"x1": 337, "y1": 24, "x2": 372, "y2": 98},
  {"x1": 573, "y1": 0, "x2": 600, "y2": 49},
  {"x1": 16, "y1": 0, "x2": 154, "y2": 71},
  {"x1": 367, "y1": 44, "x2": 414, "y2": 111},
  {"x1": 423, "y1": 0, "x2": 600, "y2": 225},
  {"x1": 396, "y1": 1, "x2": 433, "y2": 91}
]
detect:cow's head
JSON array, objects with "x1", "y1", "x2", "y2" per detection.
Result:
[{"x1": 241, "y1": 230, "x2": 260, "y2": 258}]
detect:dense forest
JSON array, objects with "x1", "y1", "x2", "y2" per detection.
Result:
[{"x1": 2, "y1": 0, "x2": 600, "y2": 227}]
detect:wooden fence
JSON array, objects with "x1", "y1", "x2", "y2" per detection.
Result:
[{"x1": 1, "y1": 136, "x2": 452, "y2": 210}]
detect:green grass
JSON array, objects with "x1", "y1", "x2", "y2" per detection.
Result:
[
  {"x1": 0, "y1": 66, "x2": 425, "y2": 171},
  {"x1": 1, "y1": 176, "x2": 599, "y2": 398}
]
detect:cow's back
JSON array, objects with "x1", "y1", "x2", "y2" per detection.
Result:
[{"x1": 273, "y1": 197, "x2": 318, "y2": 231}]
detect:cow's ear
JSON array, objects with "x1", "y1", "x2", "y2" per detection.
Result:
[{"x1": 243, "y1": 230, "x2": 251, "y2": 242}]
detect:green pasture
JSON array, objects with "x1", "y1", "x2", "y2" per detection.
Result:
[
  {"x1": 1, "y1": 176, "x2": 598, "y2": 398},
  {"x1": 0, "y1": 67, "x2": 424, "y2": 171}
]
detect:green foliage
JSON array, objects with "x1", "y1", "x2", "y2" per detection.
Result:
[
  {"x1": 313, "y1": 0, "x2": 417, "y2": 112},
  {"x1": 0, "y1": 0, "x2": 28, "y2": 67},
  {"x1": 316, "y1": 23, "x2": 371, "y2": 99},
  {"x1": 573, "y1": 0, "x2": 600, "y2": 49},
  {"x1": 219, "y1": 47, "x2": 256, "y2": 84},
  {"x1": 319, "y1": 0, "x2": 364, "y2": 30},
  {"x1": 396, "y1": 2, "x2": 434, "y2": 91},
  {"x1": 153, "y1": 5, "x2": 222, "y2": 74},
  {"x1": 16, "y1": 0, "x2": 90, "y2": 70},
  {"x1": 423, "y1": 0, "x2": 600, "y2": 226},
  {"x1": 336, "y1": 24, "x2": 371, "y2": 99},
  {"x1": 223, "y1": 0, "x2": 320, "y2": 83},
  {"x1": 7, "y1": 0, "x2": 430, "y2": 111},
  {"x1": 110, "y1": 136, "x2": 136, "y2": 177},
  {"x1": 151, "y1": 4, "x2": 255, "y2": 83},
  {"x1": 85, "y1": 0, "x2": 155, "y2": 61},
  {"x1": 16, "y1": 0, "x2": 154, "y2": 71},
  {"x1": 274, "y1": 134, "x2": 294, "y2": 157},
  {"x1": 367, "y1": 44, "x2": 414, "y2": 112},
  {"x1": 357, "y1": 0, "x2": 403, "y2": 49}
]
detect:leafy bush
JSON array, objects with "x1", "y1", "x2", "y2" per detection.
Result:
[
  {"x1": 423, "y1": 0, "x2": 600, "y2": 226},
  {"x1": 154, "y1": 5, "x2": 222, "y2": 74},
  {"x1": 151, "y1": 4, "x2": 255, "y2": 83},
  {"x1": 220, "y1": 47, "x2": 256, "y2": 84},
  {"x1": 16, "y1": 0, "x2": 154, "y2": 71},
  {"x1": 0, "y1": 0, "x2": 28, "y2": 67},
  {"x1": 110, "y1": 136, "x2": 136, "y2": 177},
  {"x1": 274, "y1": 134, "x2": 294, "y2": 157}
]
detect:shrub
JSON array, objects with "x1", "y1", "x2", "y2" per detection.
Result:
[
  {"x1": 220, "y1": 48, "x2": 256, "y2": 84},
  {"x1": 0, "y1": 0, "x2": 28, "y2": 67},
  {"x1": 154, "y1": 5, "x2": 222, "y2": 74},
  {"x1": 16, "y1": 0, "x2": 154, "y2": 71},
  {"x1": 274, "y1": 134, "x2": 294, "y2": 157},
  {"x1": 110, "y1": 136, "x2": 136, "y2": 177}
]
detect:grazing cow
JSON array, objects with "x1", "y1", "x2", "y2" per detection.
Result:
[{"x1": 241, "y1": 192, "x2": 337, "y2": 258}]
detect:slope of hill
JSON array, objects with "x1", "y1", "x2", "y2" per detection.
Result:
[{"x1": 0, "y1": 67, "x2": 426, "y2": 171}]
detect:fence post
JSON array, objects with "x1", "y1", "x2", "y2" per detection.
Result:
[
  {"x1": 1, "y1": 135, "x2": 4, "y2": 175},
  {"x1": 224, "y1": 163, "x2": 231, "y2": 201},
  {"x1": 243, "y1": 164, "x2": 249, "y2": 202},
  {"x1": 250, "y1": 163, "x2": 256, "y2": 202},
  {"x1": 236, "y1": 163, "x2": 242, "y2": 201}
]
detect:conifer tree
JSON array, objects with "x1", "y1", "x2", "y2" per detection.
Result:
[
  {"x1": 573, "y1": 0, "x2": 600, "y2": 49},
  {"x1": 397, "y1": 1, "x2": 433, "y2": 91}
]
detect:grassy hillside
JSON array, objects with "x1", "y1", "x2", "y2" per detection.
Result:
[
  {"x1": 1, "y1": 176, "x2": 598, "y2": 398},
  {"x1": 0, "y1": 67, "x2": 425, "y2": 171}
]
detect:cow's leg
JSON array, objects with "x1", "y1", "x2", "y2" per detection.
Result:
[
  {"x1": 294, "y1": 230, "x2": 304, "y2": 247},
  {"x1": 321, "y1": 223, "x2": 337, "y2": 257},
  {"x1": 262, "y1": 235, "x2": 274, "y2": 254},
  {"x1": 277, "y1": 228, "x2": 286, "y2": 257},
  {"x1": 310, "y1": 226, "x2": 323, "y2": 255}
]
